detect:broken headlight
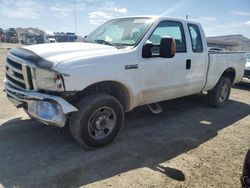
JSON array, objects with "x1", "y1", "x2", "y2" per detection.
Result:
[{"x1": 35, "y1": 68, "x2": 64, "y2": 92}]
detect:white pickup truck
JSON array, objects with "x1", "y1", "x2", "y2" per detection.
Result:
[{"x1": 4, "y1": 16, "x2": 246, "y2": 149}]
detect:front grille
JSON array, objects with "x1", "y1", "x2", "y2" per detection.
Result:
[
  {"x1": 5, "y1": 74, "x2": 26, "y2": 89},
  {"x1": 5, "y1": 55, "x2": 35, "y2": 90},
  {"x1": 7, "y1": 58, "x2": 22, "y2": 69}
]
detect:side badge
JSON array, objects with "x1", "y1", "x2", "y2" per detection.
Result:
[{"x1": 125, "y1": 64, "x2": 138, "y2": 70}]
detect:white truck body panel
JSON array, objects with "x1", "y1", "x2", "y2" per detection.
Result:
[{"x1": 203, "y1": 52, "x2": 246, "y2": 91}]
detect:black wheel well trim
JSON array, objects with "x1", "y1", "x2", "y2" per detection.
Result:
[
  {"x1": 75, "y1": 81, "x2": 131, "y2": 112},
  {"x1": 221, "y1": 67, "x2": 236, "y2": 84}
]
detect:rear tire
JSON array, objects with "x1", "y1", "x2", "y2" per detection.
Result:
[
  {"x1": 208, "y1": 76, "x2": 231, "y2": 108},
  {"x1": 69, "y1": 93, "x2": 124, "y2": 149}
]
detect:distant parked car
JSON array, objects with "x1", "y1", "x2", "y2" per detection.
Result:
[
  {"x1": 54, "y1": 32, "x2": 77, "y2": 42},
  {"x1": 5, "y1": 28, "x2": 18, "y2": 43},
  {"x1": 241, "y1": 149, "x2": 250, "y2": 188},
  {"x1": 48, "y1": 37, "x2": 57, "y2": 43},
  {"x1": 244, "y1": 53, "x2": 250, "y2": 80},
  {"x1": 0, "y1": 28, "x2": 6, "y2": 42}
]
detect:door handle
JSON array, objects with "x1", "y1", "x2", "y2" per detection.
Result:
[{"x1": 186, "y1": 59, "x2": 191, "y2": 69}]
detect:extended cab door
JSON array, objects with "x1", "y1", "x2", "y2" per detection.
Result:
[
  {"x1": 186, "y1": 23, "x2": 208, "y2": 92},
  {"x1": 138, "y1": 20, "x2": 190, "y2": 105}
]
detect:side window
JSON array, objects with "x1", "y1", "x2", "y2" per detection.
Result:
[
  {"x1": 188, "y1": 24, "x2": 203, "y2": 53},
  {"x1": 148, "y1": 21, "x2": 186, "y2": 53}
]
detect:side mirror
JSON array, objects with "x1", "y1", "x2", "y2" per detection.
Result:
[
  {"x1": 160, "y1": 37, "x2": 176, "y2": 58},
  {"x1": 142, "y1": 37, "x2": 176, "y2": 58}
]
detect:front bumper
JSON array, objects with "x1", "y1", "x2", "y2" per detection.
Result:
[{"x1": 4, "y1": 79, "x2": 78, "y2": 127}]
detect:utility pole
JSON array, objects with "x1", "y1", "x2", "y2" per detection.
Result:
[
  {"x1": 74, "y1": 0, "x2": 77, "y2": 35},
  {"x1": 186, "y1": 14, "x2": 189, "y2": 20}
]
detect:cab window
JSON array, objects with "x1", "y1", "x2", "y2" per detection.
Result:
[
  {"x1": 188, "y1": 24, "x2": 203, "y2": 53},
  {"x1": 148, "y1": 21, "x2": 186, "y2": 53}
]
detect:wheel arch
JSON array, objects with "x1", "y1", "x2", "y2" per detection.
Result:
[
  {"x1": 221, "y1": 67, "x2": 236, "y2": 84},
  {"x1": 76, "y1": 81, "x2": 132, "y2": 112}
]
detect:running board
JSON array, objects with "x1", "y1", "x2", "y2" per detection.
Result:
[{"x1": 148, "y1": 103, "x2": 163, "y2": 114}]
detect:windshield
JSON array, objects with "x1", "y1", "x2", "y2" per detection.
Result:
[{"x1": 85, "y1": 17, "x2": 155, "y2": 48}]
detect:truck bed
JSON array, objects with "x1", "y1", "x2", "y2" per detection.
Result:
[{"x1": 203, "y1": 51, "x2": 246, "y2": 91}]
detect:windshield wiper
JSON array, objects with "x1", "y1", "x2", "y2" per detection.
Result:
[{"x1": 94, "y1": 39, "x2": 116, "y2": 47}]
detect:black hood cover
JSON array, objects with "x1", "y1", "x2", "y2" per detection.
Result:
[{"x1": 9, "y1": 47, "x2": 53, "y2": 70}]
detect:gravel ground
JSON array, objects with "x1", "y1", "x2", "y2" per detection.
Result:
[{"x1": 0, "y1": 47, "x2": 249, "y2": 188}]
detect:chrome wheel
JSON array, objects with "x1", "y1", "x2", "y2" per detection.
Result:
[
  {"x1": 87, "y1": 107, "x2": 117, "y2": 140},
  {"x1": 219, "y1": 82, "x2": 229, "y2": 103}
]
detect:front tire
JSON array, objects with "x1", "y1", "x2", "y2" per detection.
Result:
[
  {"x1": 69, "y1": 93, "x2": 124, "y2": 149},
  {"x1": 208, "y1": 76, "x2": 231, "y2": 108}
]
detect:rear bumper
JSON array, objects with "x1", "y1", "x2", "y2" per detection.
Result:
[{"x1": 3, "y1": 79, "x2": 78, "y2": 127}]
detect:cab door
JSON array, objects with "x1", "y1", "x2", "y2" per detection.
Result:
[
  {"x1": 186, "y1": 23, "x2": 208, "y2": 92},
  {"x1": 138, "y1": 20, "x2": 190, "y2": 105}
]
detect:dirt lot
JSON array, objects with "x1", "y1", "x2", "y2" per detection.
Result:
[{"x1": 0, "y1": 47, "x2": 249, "y2": 188}]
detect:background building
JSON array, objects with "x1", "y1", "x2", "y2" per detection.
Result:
[{"x1": 207, "y1": 35, "x2": 250, "y2": 52}]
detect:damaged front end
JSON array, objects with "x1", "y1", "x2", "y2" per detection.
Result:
[
  {"x1": 4, "y1": 80, "x2": 78, "y2": 127},
  {"x1": 3, "y1": 48, "x2": 78, "y2": 127}
]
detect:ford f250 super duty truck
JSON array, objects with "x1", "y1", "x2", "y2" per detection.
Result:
[{"x1": 3, "y1": 16, "x2": 246, "y2": 149}]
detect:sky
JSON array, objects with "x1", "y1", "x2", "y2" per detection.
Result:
[{"x1": 0, "y1": 0, "x2": 250, "y2": 38}]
